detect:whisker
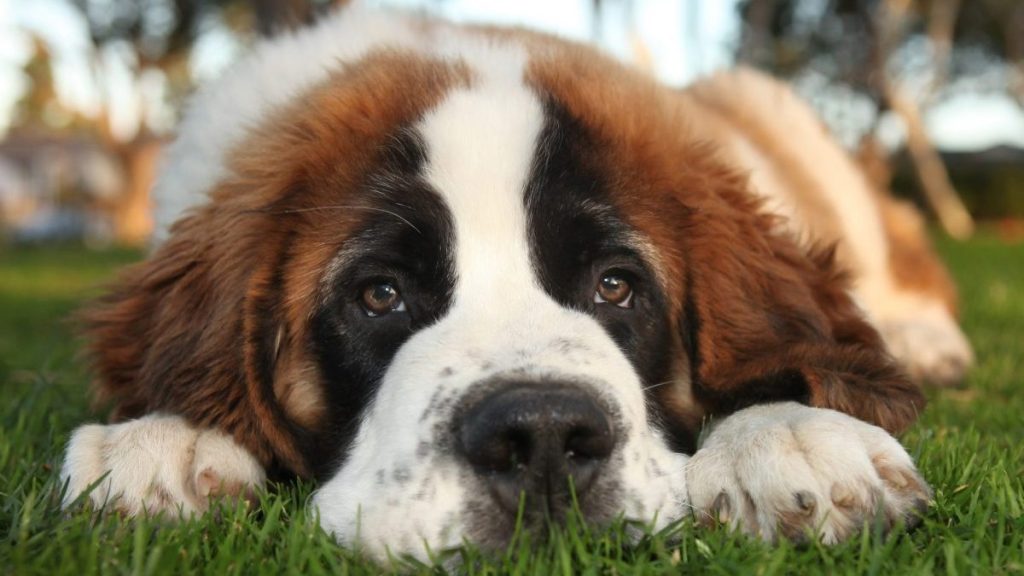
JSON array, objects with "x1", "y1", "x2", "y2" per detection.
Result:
[
  {"x1": 641, "y1": 379, "x2": 676, "y2": 392},
  {"x1": 263, "y1": 204, "x2": 423, "y2": 235}
]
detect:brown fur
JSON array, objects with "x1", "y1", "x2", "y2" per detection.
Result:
[
  {"x1": 82, "y1": 29, "x2": 924, "y2": 482},
  {"x1": 876, "y1": 189, "x2": 960, "y2": 316},
  {"x1": 81, "y1": 51, "x2": 468, "y2": 476},
  {"x1": 526, "y1": 44, "x2": 924, "y2": 437},
  {"x1": 683, "y1": 78, "x2": 850, "y2": 262},
  {"x1": 856, "y1": 137, "x2": 960, "y2": 315}
]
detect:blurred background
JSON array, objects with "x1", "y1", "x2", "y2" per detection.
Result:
[{"x1": 0, "y1": 0, "x2": 1022, "y2": 247}]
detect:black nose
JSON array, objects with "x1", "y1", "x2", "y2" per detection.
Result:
[{"x1": 456, "y1": 382, "x2": 617, "y2": 518}]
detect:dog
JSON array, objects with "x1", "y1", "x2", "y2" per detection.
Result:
[{"x1": 60, "y1": 5, "x2": 971, "y2": 561}]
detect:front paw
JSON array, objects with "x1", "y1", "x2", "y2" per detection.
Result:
[
  {"x1": 60, "y1": 414, "x2": 265, "y2": 516},
  {"x1": 685, "y1": 402, "x2": 930, "y2": 544}
]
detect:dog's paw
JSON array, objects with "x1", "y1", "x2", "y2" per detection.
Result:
[
  {"x1": 879, "y1": 311, "x2": 973, "y2": 387},
  {"x1": 60, "y1": 413, "x2": 265, "y2": 516},
  {"x1": 685, "y1": 402, "x2": 930, "y2": 544}
]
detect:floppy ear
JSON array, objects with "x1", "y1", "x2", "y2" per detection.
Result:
[
  {"x1": 677, "y1": 179, "x2": 925, "y2": 435},
  {"x1": 80, "y1": 52, "x2": 470, "y2": 478},
  {"x1": 80, "y1": 197, "x2": 314, "y2": 477}
]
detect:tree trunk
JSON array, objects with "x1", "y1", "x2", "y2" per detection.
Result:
[
  {"x1": 923, "y1": 0, "x2": 961, "y2": 100},
  {"x1": 111, "y1": 139, "x2": 159, "y2": 245},
  {"x1": 885, "y1": 85, "x2": 974, "y2": 239},
  {"x1": 1007, "y1": 4, "x2": 1024, "y2": 110},
  {"x1": 250, "y1": 0, "x2": 316, "y2": 36},
  {"x1": 875, "y1": 0, "x2": 974, "y2": 239}
]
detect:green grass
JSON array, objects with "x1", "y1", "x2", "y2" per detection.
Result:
[{"x1": 2, "y1": 236, "x2": 1023, "y2": 575}]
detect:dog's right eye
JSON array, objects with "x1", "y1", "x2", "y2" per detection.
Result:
[
  {"x1": 360, "y1": 282, "x2": 407, "y2": 317},
  {"x1": 594, "y1": 272, "x2": 634, "y2": 308}
]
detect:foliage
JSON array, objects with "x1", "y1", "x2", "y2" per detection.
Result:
[
  {"x1": 736, "y1": 0, "x2": 1023, "y2": 97},
  {"x1": 735, "y1": 0, "x2": 1024, "y2": 147}
]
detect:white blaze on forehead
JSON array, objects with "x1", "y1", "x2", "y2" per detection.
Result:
[
  {"x1": 418, "y1": 45, "x2": 544, "y2": 303},
  {"x1": 313, "y1": 43, "x2": 689, "y2": 560}
]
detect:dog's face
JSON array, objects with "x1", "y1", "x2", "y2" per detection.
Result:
[
  {"x1": 285, "y1": 48, "x2": 696, "y2": 553},
  {"x1": 307, "y1": 60, "x2": 690, "y2": 552},
  {"x1": 86, "y1": 29, "x2": 923, "y2": 560}
]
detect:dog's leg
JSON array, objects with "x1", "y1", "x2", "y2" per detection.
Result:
[
  {"x1": 685, "y1": 402, "x2": 930, "y2": 543},
  {"x1": 60, "y1": 413, "x2": 265, "y2": 516},
  {"x1": 855, "y1": 196, "x2": 974, "y2": 387},
  {"x1": 870, "y1": 294, "x2": 974, "y2": 387}
]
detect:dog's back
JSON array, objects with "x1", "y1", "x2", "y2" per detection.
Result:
[{"x1": 682, "y1": 68, "x2": 972, "y2": 385}]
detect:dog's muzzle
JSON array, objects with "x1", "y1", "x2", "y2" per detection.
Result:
[{"x1": 455, "y1": 381, "x2": 618, "y2": 521}]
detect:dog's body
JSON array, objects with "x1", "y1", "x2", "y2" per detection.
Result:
[{"x1": 61, "y1": 6, "x2": 967, "y2": 560}]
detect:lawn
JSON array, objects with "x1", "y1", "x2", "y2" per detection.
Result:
[{"x1": 1, "y1": 236, "x2": 1022, "y2": 575}]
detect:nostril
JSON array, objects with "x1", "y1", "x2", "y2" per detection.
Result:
[
  {"x1": 565, "y1": 424, "x2": 615, "y2": 462},
  {"x1": 504, "y1": 429, "x2": 532, "y2": 472},
  {"x1": 465, "y1": 427, "x2": 532, "y2": 474}
]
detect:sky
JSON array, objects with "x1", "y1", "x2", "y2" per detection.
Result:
[{"x1": 0, "y1": 0, "x2": 1022, "y2": 151}]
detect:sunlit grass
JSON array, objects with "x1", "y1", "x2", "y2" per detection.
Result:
[{"x1": 1, "y1": 234, "x2": 1022, "y2": 574}]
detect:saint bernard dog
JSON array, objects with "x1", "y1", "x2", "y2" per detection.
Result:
[{"x1": 60, "y1": 4, "x2": 973, "y2": 561}]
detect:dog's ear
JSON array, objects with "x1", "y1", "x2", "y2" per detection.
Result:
[
  {"x1": 79, "y1": 98, "x2": 343, "y2": 478},
  {"x1": 676, "y1": 179, "x2": 925, "y2": 435},
  {"x1": 80, "y1": 195, "x2": 314, "y2": 476},
  {"x1": 80, "y1": 52, "x2": 469, "y2": 478}
]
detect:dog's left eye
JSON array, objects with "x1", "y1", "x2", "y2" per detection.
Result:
[
  {"x1": 361, "y1": 282, "x2": 407, "y2": 317},
  {"x1": 594, "y1": 272, "x2": 634, "y2": 308}
]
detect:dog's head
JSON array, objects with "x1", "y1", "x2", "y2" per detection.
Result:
[{"x1": 83, "y1": 12, "x2": 922, "y2": 560}]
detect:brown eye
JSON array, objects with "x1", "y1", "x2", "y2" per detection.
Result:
[
  {"x1": 594, "y1": 273, "x2": 634, "y2": 308},
  {"x1": 361, "y1": 282, "x2": 406, "y2": 317}
]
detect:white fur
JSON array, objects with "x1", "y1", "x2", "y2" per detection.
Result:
[
  {"x1": 70, "y1": 5, "x2": 938, "y2": 561},
  {"x1": 686, "y1": 402, "x2": 930, "y2": 543},
  {"x1": 154, "y1": 3, "x2": 972, "y2": 386},
  {"x1": 875, "y1": 293, "x2": 975, "y2": 386},
  {"x1": 153, "y1": 4, "x2": 428, "y2": 244},
  {"x1": 312, "y1": 41, "x2": 689, "y2": 559},
  {"x1": 61, "y1": 414, "x2": 265, "y2": 515}
]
